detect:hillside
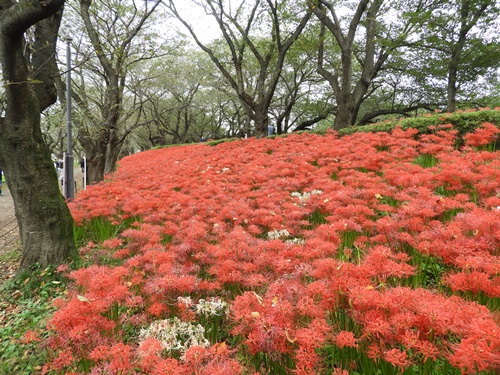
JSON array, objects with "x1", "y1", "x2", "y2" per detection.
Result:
[{"x1": 3, "y1": 122, "x2": 500, "y2": 374}]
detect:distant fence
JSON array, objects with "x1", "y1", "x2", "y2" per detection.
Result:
[{"x1": 0, "y1": 218, "x2": 19, "y2": 251}]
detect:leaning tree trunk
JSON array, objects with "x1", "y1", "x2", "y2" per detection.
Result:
[{"x1": 0, "y1": 0, "x2": 76, "y2": 271}]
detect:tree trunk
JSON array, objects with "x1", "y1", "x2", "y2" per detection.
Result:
[
  {"x1": 80, "y1": 133, "x2": 107, "y2": 184},
  {"x1": 253, "y1": 111, "x2": 269, "y2": 138},
  {"x1": 9, "y1": 142, "x2": 76, "y2": 270},
  {"x1": 104, "y1": 133, "x2": 122, "y2": 175},
  {"x1": 333, "y1": 99, "x2": 357, "y2": 130},
  {"x1": 80, "y1": 127, "x2": 123, "y2": 183},
  {"x1": 311, "y1": 0, "x2": 393, "y2": 131},
  {"x1": 0, "y1": 0, "x2": 76, "y2": 271},
  {"x1": 447, "y1": 46, "x2": 462, "y2": 113},
  {"x1": 76, "y1": 0, "x2": 161, "y2": 184},
  {"x1": 87, "y1": 153, "x2": 106, "y2": 184},
  {"x1": 446, "y1": 69, "x2": 458, "y2": 112},
  {"x1": 167, "y1": 0, "x2": 310, "y2": 140},
  {"x1": 446, "y1": 0, "x2": 491, "y2": 112}
]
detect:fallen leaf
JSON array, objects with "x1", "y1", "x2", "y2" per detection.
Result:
[{"x1": 77, "y1": 295, "x2": 90, "y2": 303}]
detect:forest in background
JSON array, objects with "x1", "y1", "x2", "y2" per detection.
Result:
[{"x1": 36, "y1": 0, "x2": 500, "y2": 184}]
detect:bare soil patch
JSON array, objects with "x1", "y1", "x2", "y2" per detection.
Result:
[{"x1": 0, "y1": 185, "x2": 20, "y2": 283}]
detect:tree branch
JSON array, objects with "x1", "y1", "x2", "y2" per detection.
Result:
[
  {"x1": 0, "y1": 0, "x2": 64, "y2": 37},
  {"x1": 357, "y1": 104, "x2": 436, "y2": 125}
]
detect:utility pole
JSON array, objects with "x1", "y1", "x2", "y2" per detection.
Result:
[{"x1": 64, "y1": 36, "x2": 74, "y2": 199}]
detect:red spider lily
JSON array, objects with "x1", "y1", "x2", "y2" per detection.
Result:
[
  {"x1": 41, "y1": 123, "x2": 500, "y2": 374},
  {"x1": 464, "y1": 122, "x2": 500, "y2": 147}
]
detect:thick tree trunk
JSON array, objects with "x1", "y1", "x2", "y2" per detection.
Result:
[
  {"x1": 87, "y1": 153, "x2": 106, "y2": 184},
  {"x1": 5, "y1": 134, "x2": 76, "y2": 270},
  {"x1": 80, "y1": 124, "x2": 123, "y2": 184},
  {"x1": 254, "y1": 112, "x2": 269, "y2": 138},
  {"x1": 0, "y1": 0, "x2": 76, "y2": 271},
  {"x1": 333, "y1": 100, "x2": 357, "y2": 130},
  {"x1": 77, "y1": 0, "x2": 160, "y2": 184},
  {"x1": 80, "y1": 135, "x2": 107, "y2": 184},
  {"x1": 311, "y1": 0, "x2": 391, "y2": 131}
]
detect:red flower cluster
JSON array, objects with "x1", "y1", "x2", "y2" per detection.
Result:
[{"x1": 43, "y1": 123, "x2": 500, "y2": 374}]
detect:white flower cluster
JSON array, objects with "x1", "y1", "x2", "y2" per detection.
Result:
[
  {"x1": 291, "y1": 189, "x2": 323, "y2": 204},
  {"x1": 267, "y1": 229, "x2": 291, "y2": 240},
  {"x1": 267, "y1": 229, "x2": 305, "y2": 245},
  {"x1": 194, "y1": 297, "x2": 229, "y2": 317},
  {"x1": 177, "y1": 296, "x2": 229, "y2": 317},
  {"x1": 177, "y1": 296, "x2": 193, "y2": 307},
  {"x1": 138, "y1": 317, "x2": 209, "y2": 355},
  {"x1": 285, "y1": 237, "x2": 306, "y2": 245}
]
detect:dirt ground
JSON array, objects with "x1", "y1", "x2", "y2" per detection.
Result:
[
  {"x1": 0, "y1": 182, "x2": 19, "y2": 282},
  {"x1": 0, "y1": 167, "x2": 85, "y2": 284}
]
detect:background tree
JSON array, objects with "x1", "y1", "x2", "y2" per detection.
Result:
[
  {"x1": 269, "y1": 27, "x2": 334, "y2": 133},
  {"x1": 0, "y1": 0, "x2": 76, "y2": 270},
  {"x1": 41, "y1": 108, "x2": 68, "y2": 159},
  {"x1": 308, "y1": 0, "x2": 438, "y2": 129},
  {"x1": 66, "y1": 0, "x2": 163, "y2": 183},
  {"x1": 133, "y1": 48, "x2": 251, "y2": 148},
  {"x1": 167, "y1": 0, "x2": 312, "y2": 137},
  {"x1": 413, "y1": 0, "x2": 500, "y2": 112}
]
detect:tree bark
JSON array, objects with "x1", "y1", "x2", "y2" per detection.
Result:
[{"x1": 0, "y1": 0, "x2": 76, "y2": 271}]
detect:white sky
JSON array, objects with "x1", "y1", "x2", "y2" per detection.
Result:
[{"x1": 164, "y1": 1, "x2": 222, "y2": 44}]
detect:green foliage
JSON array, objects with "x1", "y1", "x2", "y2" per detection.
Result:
[
  {"x1": 0, "y1": 265, "x2": 68, "y2": 375},
  {"x1": 413, "y1": 154, "x2": 439, "y2": 168},
  {"x1": 0, "y1": 248, "x2": 20, "y2": 264},
  {"x1": 73, "y1": 215, "x2": 142, "y2": 247},
  {"x1": 459, "y1": 291, "x2": 500, "y2": 312},
  {"x1": 305, "y1": 209, "x2": 329, "y2": 228},
  {"x1": 439, "y1": 208, "x2": 464, "y2": 223},
  {"x1": 250, "y1": 352, "x2": 295, "y2": 375},
  {"x1": 340, "y1": 230, "x2": 362, "y2": 250},
  {"x1": 339, "y1": 109, "x2": 500, "y2": 139},
  {"x1": 377, "y1": 195, "x2": 400, "y2": 208},
  {"x1": 390, "y1": 244, "x2": 449, "y2": 290},
  {"x1": 207, "y1": 138, "x2": 241, "y2": 147}
]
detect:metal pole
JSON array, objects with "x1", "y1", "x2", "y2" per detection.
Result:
[
  {"x1": 83, "y1": 156, "x2": 87, "y2": 190},
  {"x1": 65, "y1": 37, "x2": 74, "y2": 199}
]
